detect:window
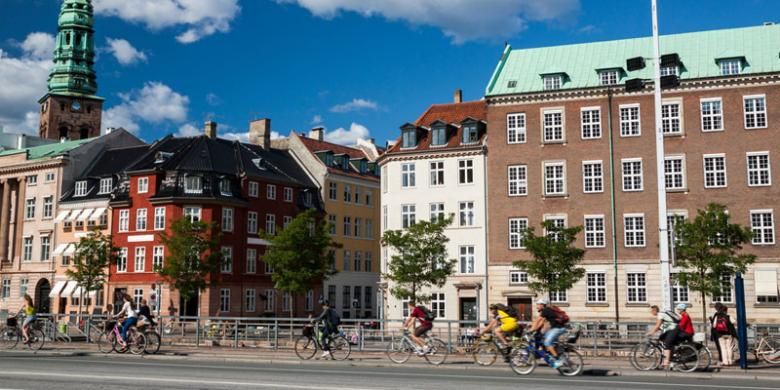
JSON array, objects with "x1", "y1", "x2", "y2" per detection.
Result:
[
  {"x1": 137, "y1": 177, "x2": 149, "y2": 193},
  {"x1": 248, "y1": 181, "x2": 259, "y2": 197},
  {"x1": 747, "y1": 152, "x2": 771, "y2": 186},
  {"x1": 221, "y1": 208, "x2": 234, "y2": 232},
  {"x1": 599, "y1": 69, "x2": 619, "y2": 86},
  {"x1": 342, "y1": 286, "x2": 351, "y2": 310},
  {"x1": 365, "y1": 219, "x2": 373, "y2": 239},
  {"x1": 284, "y1": 187, "x2": 293, "y2": 202},
  {"x1": 755, "y1": 269, "x2": 779, "y2": 304},
  {"x1": 23, "y1": 236, "x2": 33, "y2": 261},
  {"x1": 430, "y1": 161, "x2": 444, "y2": 186},
  {"x1": 431, "y1": 126, "x2": 447, "y2": 146},
  {"x1": 354, "y1": 251, "x2": 361, "y2": 272},
  {"x1": 543, "y1": 74, "x2": 562, "y2": 90},
  {"x1": 627, "y1": 273, "x2": 647, "y2": 303},
  {"x1": 282, "y1": 292, "x2": 292, "y2": 312},
  {"x1": 266, "y1": 214, "x2": 276, "y2": 236},
  {"x1": 431, "y1": 292, "x2": 446, "y2": 318},
  {"x1": 326, "y1": 215, "x2": 336, "y2": 235},
  {"x1": 586, "y1": 272, "x2": 607, "y2": 303},
  {"x1": 667, "y1": 212, "x2": 687, "y2": 257},
  {"x1": 750, "y1": 210, "x2": 775, "y2": 245},
  {"x1": 183, "y1": 206, "x2": 201, "y2": 223},
  {"x1": 243, "y1": 248, "x2": 257, "y2": 274},
  {"x1": 343, "y1": 216, "x2": 351, "y2": 236},
  {"x1": 401, "y1": 128, "x2": 417, "y2": 148},
  {"x1": 264, "y1": 259, "x2": 274, "y2": 274},
  {"x1": 719, "y1": 58, "x2": 741, "y2": 76},
  {"x1": 703, "y1": 154, "x2": 727, "y2": 188},
  {"x1": 542, "y1": 109, "x2": 564, "y2": 142},
  {"x1": 305, "y1": 290, "x2": 314, "y2": 312},
  {"x1": 117, "y1": 248, "x2": 128, "y2": 272},
  {"x1": 154, "y1": 207, "x2": 165, "y2": 230},
  {"x1": 544, "y1": 216, "x2": 567, "y2": 241},
  {"x1": 98, "y1": 178, "x2": 112, "y2": 194},
  {"x1": 701, "y1": 98, "x2": 723, "y2": 131},
  {"x1": 184, "y1": 175, "x2": 202, "y2": 194},
  {"x1": 342, "y1": 250, "x2": 351, "y2": 271},
  {"x1": 507, "y1": 165, "x2": 527, "y2": 196},
  {"x1": 328, "y1": 182, "x2": 337, "y2": 200},
  {"x1": 283, "y1": 216, "x2": 292, "y2": 229},
  {"x1": 621, "y1": 159, "x2": 643, "y2": 191},
  {"x1": 661, "y1": 65, "x2": 679, "y2": 77},
  {"x1": 26, "y1": 175, "x2": 37, "y2": 186},
  {"x1": 672, "y1": 277, "x2": 689, "y2": 303},
  {"x1": 550, "y1": 290, "x2": 568, "y2": 304},
  {"x1": 354, "y1": 217, "x2": 361, "y2": 237},
  {"x1": 744, "y1": 96, "x2": 767, "y2": 129},
  {"x1": 462, "y1": 124, "x2": 479, "y2": 144},
  {"x1": 382, "y1": 166, "x2": 388, "y2": 193},
  {"x1": 364, "y1": 286, "x2": 372, "y2": 309},
  {"x1": 25, "y1": 198, "x2": 35, "y2": 219},
  {"x1": 458, "y1": 160, "x2": 474, "y2": 184},
  {"x1": 152, "y1": 246, "x2": 164, "y2": 271},
  {"x1": 45, "y1": 172, "x2": 55, "y2": 182},
  {"x1": 221, "y1": 247, "x2": 233, "y2": 273},
  {"x1": 582, "y1": 161, "x2": 603, "y2": 193},
  {"x1": 584, "y1": 215, "x2": 606, "y2": 248},
  {"x1": 661, "y1": 102, "x2": 682, "y2": 135},
  {"x1": 459, "y1": 201, "x2": 475, "y2": 227},
  {"x1": 134, "y1": 247, "x2": 146, "y2": 272},
  {"x1": 543, "y1": 162, "x2": 566, "y2": 196},
  {"x1": 364, "y1": 252, "x2": 372, "y2": 273},
  {"x1": 714, "y1": 274, "x2": 734, "y2": 303},
  {"x1": 624, "y1": 214, "x2": 646, "y2": 247},
  {"x1": 429, "y1": 203, "x2": 445, "y2": 223},
  {"x1": 508, "y1": 218, "x2": 528, "y2": 249},
  {"x1": 365, "y1": 190, "x2": 372, "y2": 206},
  {"x1": 343, "y1": 184, "x2": 352, "y2": 202},
  {"x1": 383, "y1": 206, "x2": 388, "y2": 230},
  {"x1": 264, "y1": 289, "x2": 275, "y2": 312},
  {"x1": 266, "y1": 184, "x2": 276, "y2": 200},
  {"x1": 1, "y1": 279, "x2": 9, "y2": 299},
  {"x1": 136, "y1": 208, "x2": 147, "y2": 231},
  {"x1": 133, "y1": 289, "x2": 144, "y2": 307},
  {"x1": 664, "y1": 156, "x2": 686, "y2": 190},
  {"x1": 619, "y1": 104, "x2": 641, "y2": 136},
  {"x1": 459, "y1": 246, "x2": 475, "y2": 274},
  {"x1": 401, "y1": 163, "x2": 416, "y2": 188},
  {"x1": 402, "y1": 205, "x2": 416, "y2": 228},
  {"x1": 19, "y1": 279, "x2": 28, "y2": 298},
  {"x1": 219, "y1": 179, "x2": 231, "y2": 196},
  {"x1": 507, "y1": 113, "x2": 526, "y2": 143},
  {"x1": 247, "y1": 212, "x2": 258, "y2": 234},
  {"x1": 510, "y1": 271, "x2": 528, "y2": 285},
  {"x1": 581, "y1": 108, "x2": 601, "y2": 139},
  {"x1": 220, "y1": 289, "x2": 230, "y2": 312},
  {"x1": 75, "y1": 180, "x2": 88, "y2": 196},
  {"x1": 246, "y1": 289, "x2": 256, "y2": 312}
]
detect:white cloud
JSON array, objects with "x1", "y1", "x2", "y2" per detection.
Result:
[
  {"x1": 311, "y1": 114, "x2": 323, "y2": 125},
  {"x1": 324, "y1": 122, "x2": 370, "y2": 145},
  {"x1": 93, "y1": 0, "x2": 241, "y2": 43},
  {"x1": 103, "y1": 81, "x2": 190, "y2": 134},
  {"x1": 206, "y1": 93, "x2": 222, "y2": 106},
  {"x1": 277, "y1": 0, "x2": 579, "y2": 43},
  {"x1": 105, "y1": 38, "x2": 148, "y2": 65},
  {"x1": 176, "y1": 123, "x2": 201, "y2": 137},
  {"x1": 0, "y1": 32, "x2": 54, "y2": 135},
  {"x1": 329, "y1": 98, "x2": 379, "y2": 113}
]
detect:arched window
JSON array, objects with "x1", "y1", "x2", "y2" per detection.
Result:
[
  {"x1": 59, "y1": 127, "x2": 69, "y2": 140},
  {"x1": 79, "y1": 128, "x2": 89, "y2": 139},
  {"x1": 65, "y1": 33, "x2": 71, "y2": 46}
]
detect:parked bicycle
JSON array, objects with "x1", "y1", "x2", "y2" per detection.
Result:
[
  {"x1": 630, "y1": 337, "x2": 700, "y2": 372},
  {"x1": 386, "y1": 329, "x2": 449, "y2": 365},
  {"x1": 0, "y1": 314, "x2": 45, "y2": 351},
  {"x1": 97, "y1": 319, "x2": 147, "y2": 355},
  {"x1": 509, "y1": 329, "x2": 584, "y2": 376},
  {"x1": 294, "y1": 321, "x2": 351, "y2": 361},
  {"x1": 732, "y1": 334, "x2": 780, "y2": 364}
]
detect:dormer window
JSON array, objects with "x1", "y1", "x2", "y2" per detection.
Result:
[
  {"x1": 599, "y1": 69, "x2": 620, "y2": 86},
  {"x1": 462, "y1": 124, "x2": 479, "y2": 144},
  {"x1": 719, "y1": 58, "x2": 742, "y2": 76},
  {"x1": 431, "y1": 126, "x2": 447, "y2": 146},
  {"x1": 660, "y1": 65, "x2": 679, "y2": 77},
  {"x1": 543, "y1": 74, "x2": 563, "y2": 91},
  {"x1": 184, "y1": 175, "x2": 203, "y2": 194},
  {"x1": 74, "y1": 181, "x2": 87, "y2": 197},
  {"x1": 401, "y1": 128, "x2": 417, "y2": 148},
  {"x1": 341, "y1": 157, "x2": 350, "y2": 170},
  {"x1": 219, "y1": 178, "x2": 231, "y2": 196},
  {"x1": 359, "y1": 160, "x2": 367, "y2": 174},
  {"x1": 98, "y1": 177, "x2": 112, "y2": 194},
  {"x1": 325, "y1": 153, "x2": 334, "y2": 166}
]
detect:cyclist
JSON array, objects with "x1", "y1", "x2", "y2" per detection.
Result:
[
  {"x1": 138, "y1": 298, "x2": 156, "y2": 328},
  {"x1": 477, "y1": 304, "x2": 519, "y2": 355},
  {"x1": 19, "y1": 294, "x2": 37, "y2": 344},
  {"x1": 404, "y1": 301, "x2": 433, "y2": 354},
  {"x1": 115, "y1": 293, "x2": 138, "y2": 347},
  {"x1": 675, "y1": 303, "x2": 694, "y2": 344},
  {"x1": 313, "y1": 299, "x2": 338, "y2": 359},
  {"x1": 527, "y1": 298, "x2": 567, "y2": 369},
  {"x1": 645, "y1": 305, "x2": 679, "y2": 369}
]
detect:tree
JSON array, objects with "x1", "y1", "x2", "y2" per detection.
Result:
[
  {"x1": 66, "y1": 228, "x2": 117, "y2": 317},
  {"x1": 262, "y1": 209, "x2": 340, "y2": 318},
  {"x1": 673, "y1": 203, "x2": 756, "y2": 324},
  {"x1": 157, "y1": 217, "x2": 222, "y2": 316},
  {"x1": 382, "y1": 216, "x2": 455, "y2": 305},
  {"x1": 514, "y1": 220, "x2": 586, "y2": 303}
]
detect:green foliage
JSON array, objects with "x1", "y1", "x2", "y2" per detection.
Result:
[
  {"x1": 66, "y1": 228, "x2": 117, "y2": 309},
  {"x1": 513, "y1": 220, "x2": 586, "y2": 300},
  {"x1": 157, "y1": 217, "x2": 222, "y2": 303},
  {"x1": 382, "y1": 216, "x2": 455, "y2": 304}
]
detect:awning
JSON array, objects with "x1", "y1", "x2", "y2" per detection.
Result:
[
  {"x1": 89, "y1": 207, "x2": 107, "y2": 221},
  {"x1": 52, "y1": 243, "x2": 70, "y2": 256},
  {"x1": 756, "y1": 269, "x2": 778, "y2": 297},
  {"x1": 48, "y1": 281, "x2": 67, "y2": 298},
  {"x1": 73, "y1": 286, "x2": 85, "y2": 298},
  {"x1": 54, "y1": 210, "x2": 72, "y2": 223},
  {"x1": 77, "y1": 208, "x2": 95, "y2": 221},
  {"x1": 61, "y1": 281, "x2": 77, "y2": 297},
  {"x1": 64, "y1": 209, "x2": 82, "y2": 222},
  {"x1": 63, "y1": 243, "x2": 76, "y2": 256}
]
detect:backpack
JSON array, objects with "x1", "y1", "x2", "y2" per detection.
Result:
[
  {"x1": 548, "y1": 305, "x2": 569, "y2": 326},
  {"x1": 714, "y1": 315, "x2": 729, "y2": 333},
  {"x1": 417, "y1": 305, "x2": 436, "y2": 322},
  {"x1": 496, "y1": 303, "x2": 520, "y2": 319},
  {"x1": 664, "y1": 311, "x2": 681, "y2": 324}
]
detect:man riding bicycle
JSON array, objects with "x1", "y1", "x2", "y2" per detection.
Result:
[
  {"x1": 313, "y1": 299, "x2": 339, "y2": 359},
  {"x1": 646, "y1": 304, "x2": 691, "y2": 369},
  {"x1": 404, "y1": 301, "x2": 433, "y2": 354},
  {"x1": 527, "y1": 298, "x2": 568, "y2": 369},
  {"x1": 477, "y1": 303, "x2": 519, "y2": 355}
]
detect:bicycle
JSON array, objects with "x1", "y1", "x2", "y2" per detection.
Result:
[
  {"x1": 385, "y1": 329, "x2": 449, "y2": 366},
  {"x1": 732, "y1": 334, "x2": 780, "y2": 364},
  {"x1": 97, "y1": 319, "x2": 146, "y2": 355},
  {"x1": 509, "y1": 329, "x2": 584, "y2": 376},
  {"x1": 629, "y1": 337, "x2": 700, "y2": 373},
  {"x1": 137, "y1": 321, "x2": 161, "y2": 354},
  {"x1": 294, "y1": 322, "x2": 351, "y2": 361},
  {"x1": 472, "y1": 329, "x2": 525, "y2": 366},
  {"x1": 0, "y1": 314, "x2": 45, "y2": 351}
]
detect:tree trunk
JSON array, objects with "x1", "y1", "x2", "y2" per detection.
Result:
[
  {"x1": 289, "y1": 292, "x2": 295, "y2": 343},
  {"x1": 701, "y1": 290, "x2": 707, "y2": 328}
]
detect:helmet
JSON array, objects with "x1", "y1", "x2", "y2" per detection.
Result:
[
  {"x1": 536, "y1": 298, "x2": 549, "y2": 305},
  {"x1": 676, "y1": 303, "x2": 687, "y2": 311},
  {"x1": 319, "y1": 299, "x2": 330, "y2": 306},
  {"x1": 489, "y1": 304, "x2": 499, "y2": 310}
]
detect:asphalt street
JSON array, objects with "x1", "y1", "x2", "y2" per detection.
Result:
[{"x1": 0, "y1": 353, "x2": 778, "y2": 390}]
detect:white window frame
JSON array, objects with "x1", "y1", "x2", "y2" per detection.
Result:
[
  {"x1": 700, "y1": 98, "x2": 724, "y2": 132},
  {"x1": 746, "y1": 152, "x2": 772, "y2": 187},
  {"x1": 429, "y1": 203, "x2": 445, "y2": 223},
  {"x1": 401, "y1": 204, "x2": 416, "y2": 228},
  {"x1": 431, "y1": 292, "x2": 446, "y2": 318},
  {"x1": 266, "y1": 214, "x2": 276, "y2": 236},
  {"x1": 245, "y1": 289, "x2": 256, "y2": 312},
  {"x1": 621, "y1": 158, "x2": 644, "y2": 192},
  {"x1": 183, "y1": 206, "x2": 201, "y2": 223},
  {"x1": 39, "y1": 235, "x2": 50, "y2": 261},
  {"x1": 266, "y1": 184, "x2": 277, "y2": 200},
  {"x1": 619, "y1": 104, "x2": 641, "y2": 137},
  {"x1": 247, "y1": 211, "x2": 258, "y2": 234},
  {"x1": 222, "y1": 208, "x2": 234, "y2": 232},
  {"x1": 507, "y1": 113, "x2": 527, "y2": 144},
  {"x1": 508, "y1": 218, "x2": 528, "y2": 249},
  {"x1": 509, "y1": 271, "x2": 529, "y2": 285},
  {"x1": 507, "y1": 165, "x2": 528, "y2": 196},
  {"x1": 137, "y1": 177, "x2": 149, "y2": 194},
  {"x1": 246, "y1": 248, "x2": 257, "y2": 274},
  {"x1": 44, "y1": 172, "x2": 55, "y2": 183},
  {"x1": 703, "y1": 153, "x2": 727, "y2": 189},
  {"x1": 264, "y1": 289, "x2": 275, "y2": 312},
  {"x1": 98, "y1": 177, "x2": 113, "y2": 194},
  {"x1": 401, "y1": 163, "x2": 416, "y2": 188},
  {"x1": 220, "y1": 288, "x2": 231, "y2": 312},
  {"x1": 152, "y1": 246, "x2": 164, "y2": 271},
  {"x1": 750, "y1": 209, "x2": 775, "y2": 245},
  {"x1": 22, "y1": 236, "x2": 33, "y2": 261},
  {"x1": 458, "y1": 245, "x2": 475, "y2": 274},
  {"x1": 117, "y1": 248, "x2": 128, "y2": 272},
  {"x1": 542, "y1": 108, "x2": 565, "y2": 143},
  {"x1": 221, "y1": 246, "x2": 233, "y2": 273},
  {"x1": 458, "y1": 159, "x2": 474, "y2": 185},
  {"x1": 624, "y1": 213, "x2": 646, "y2": 248},
  {"x1": 720, "y1": 58, "x2": 742, "y2": 76},
  {"x1": 134, "y1": 247, "x2": 146, "y2": 272},
  {"x1": 154, "y1": 207, "x2": 166, "y2": 230},
  {"x1": 283, "y1": 187, "x2": 293, "y2": 202},
  {"x1": 660, "y1": 65, "x2": 679, "y2": 77},
  {"x1": 135, "y1": 208, "x2": 147, "y2": 231},
  {"x1": 25, "y1": 198, "x2": 35, "y2": 220},
  {"x1": 328, "y1": 182, "x2": 337, "y2": 200},
  {"x1": 543, "y1": 161, "x2": 566, "y2": 196},
  {"x1": 248, "y1": 181, "x2": 259, "y2": 198},
  {"x1": 582, "y1": 160, "x2": 604, "y2": 193},
  {"x1": 429, "y1": 161, "x2": 445, "y2": 187},
  {"x1": 543, "y1": 74, "x2": 562, "y2": 91},
  {"x1": 586, "y1": 272, "x2": 607, "y2": 303},
  {"x1": 74, "y1": 181, "x2": 88, "y2": 197},
  {"x1": 458, "y1": 201, "x2": 475, "y2": 227},
  {"x1": 744, "y1": 95, "x2": 768, "y2": 129},
  {"x1": 184, "y1": 175, "x2": 203, "y2": 194},
  {"x1": 661, "y1": 100, "x2": 683, "y2": 135},
  {"x1": 664, "y1": 155, "x2": 687, "y2": 191},
  {"x1": 119, "y1": 210, "x2": 129, "y2": 232},
  {"x1": 580, "y1": 107, "x2": 602, "y2": 139},
  {"x1": 626, "y1": 272, "x2": 648, "y2": 303},
  {"x1": 599, "y1": 69, "x2": 619, "y2": 86},
  {"x1": 584, "y1": 215, "x2": 606, "y2": 248}
]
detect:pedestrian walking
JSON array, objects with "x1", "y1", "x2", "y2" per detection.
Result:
[{"x1": 710, "y1": 302, "x2": 738, "y2": 366}]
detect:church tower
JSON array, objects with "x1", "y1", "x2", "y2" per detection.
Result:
[{"x1": 38, "y1": 0, "x2": 103, "y2": 141}]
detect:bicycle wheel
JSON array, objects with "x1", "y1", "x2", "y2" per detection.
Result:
[
  {"x1": 630, "y1": 342, "x2": 661, "y2": 371},
  {"x1": 472, "y1": 341, "x2": 498, "y2": 366},
  {"x1": 329, "y1": 336, "x2": 352, "y2": 361},
  {"x1": 144, "y1": 331, "x2": 161, "y2": 354},
  {"x1": 674, "y1": 344, "x2": 699, "y2": 373},
  {"x1": 697, "y1": 345, "x2": 712, "y2": 370},
  {"x1": 294, "y1": 335, "x2": 317, "y2": 360},
  {"x1": 386, "y1": 338, "x2": 413, "y2": 364},
  {"x1": 423, "y1": 338, "x2": 449, "y2": 366},
  {"x1": 0, "y1": 326, "x2": 19, "y2": 350},
  {"x1": 758, "y1": 336, "x2": 780, "y2": 365},
  {"x1": 97, "y1": 332, "x2": 115, "y2": 353},
  {"x1": 509, "y1": 344, "x2": 537, "y2": 375},
  {"x1": 129, "y1": 332, "x2": 146, "y2": 355},
  {"x1": 557, "y1": 346, "x2": 584, "y2": 376},
  {"x1": 26, "y1": 329, "x2": 45, "y2": 351}
]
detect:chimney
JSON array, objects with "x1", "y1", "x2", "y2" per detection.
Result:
[
  {"x1": 309, "y1": 126, "x2": 324, "y2": 141},
  {"x1": 249, "y1": 118, "x2": 271, "y2": 149},
  {"x1": 453, "y1": 89, "x2": 463, "y2": 104},
  {"x1": 204, "y1": 121, "x2": 218, "y2": 139}
]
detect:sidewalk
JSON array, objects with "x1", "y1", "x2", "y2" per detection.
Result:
[{"x1": 13, "y1": 342, "x2": 780, "y2": 382}]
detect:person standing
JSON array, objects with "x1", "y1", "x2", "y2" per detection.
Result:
[{"x1": 711, "y1": 302, "x2": 737, "y2": 366}]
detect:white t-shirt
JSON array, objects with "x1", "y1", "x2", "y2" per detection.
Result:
[
  {"x1": 118, "y1": 301, "x2": 137, "y2": 319},
  {"x1": 658, "y1": 311, "x2": 678, "y2": 333}
]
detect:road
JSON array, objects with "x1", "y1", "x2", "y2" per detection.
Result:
[{"x1": 0, "y1": 353, "x2": 778, "y2": 390}]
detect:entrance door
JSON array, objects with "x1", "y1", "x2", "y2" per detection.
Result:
[
  {"x1": 113, "y1": 288, "x2": 127, "y2": 314},
  {"x1": 507, "y1": 297, "x2": 533, "y2": 322},
  {"x1": 35, "y1": 279, "x2": 51, "y2": 314},
  {"x1": 459, "y1": 297, "x2": 477, "y2": 327},
  {"x1": 180, "y1": 291, "x2": 199, "y2": 317}
]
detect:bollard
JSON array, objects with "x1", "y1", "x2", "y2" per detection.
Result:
[
  {"x1": 196, "y1": 317, "x2": 201, "y2": 348},
  {"x1": 273, "y1": 319, "x2": 278, "y2": 351},
  {"x1": 234, "y1": 319, "x2": 239, "y2": 348}
]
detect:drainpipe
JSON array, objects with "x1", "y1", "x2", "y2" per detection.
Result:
[
  {"x1": 482, "y1": 145, "x2": 489, "y2": 323},
  {"x1": 607, "y1": 88, "x2": 620, "y2": 323}
]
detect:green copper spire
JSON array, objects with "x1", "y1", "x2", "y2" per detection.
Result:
[{"x1": 47, "y1": 0, "x2": 99, "y2": 98}]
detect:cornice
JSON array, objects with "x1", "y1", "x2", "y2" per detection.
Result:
[
  {"x1": 0, "y1": 159, "x2": 64, "y2": 178},
  {"x1": 379, "y1": 145, "x2": 487, "y2": 165}
]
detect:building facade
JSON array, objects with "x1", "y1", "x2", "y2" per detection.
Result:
[
  {"x1": 380, "y1": 97, "x2": 490, "y2": 323},
  {"x1": 485, "y1": 24, "x2": 780, "y2": 323}
]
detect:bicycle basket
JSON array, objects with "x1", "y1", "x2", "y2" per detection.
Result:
[
  {"x1": 6, "y1": 317, "x2": 17, "y2": 327},
  {"x1": 302, "y1": 325, "x2": 314, "y2": 337}
]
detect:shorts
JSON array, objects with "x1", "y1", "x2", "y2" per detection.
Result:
[
  {"x1": 660, "y1": 330, "x2": 677, "y2": 350},
  {"x1": 543, "y1": 327, "x2": 567, "y2": 347},
  {"x1": 414, "y1": 323, "x2": 432, "y2": 337},
  {"x1": 22, "y1": 315, "x2": 37, "y2": 327},
  {"x1": 499, "y1": 322, "x2": 519, "y2": 334}
]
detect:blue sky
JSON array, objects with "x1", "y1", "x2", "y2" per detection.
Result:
[{"x1": 0, "y1": 0, "x2": 777, "y2": 145}]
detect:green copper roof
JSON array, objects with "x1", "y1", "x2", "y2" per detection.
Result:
[
  {"x1": 0, "y1": 138, "x2": 93, "y2": 160},
  {"x1": 486, "y1": 24, "x2": 780, "y2": 97},
  {"x1": 46, "y1": 0, "x2": 99, "y2": 98}
]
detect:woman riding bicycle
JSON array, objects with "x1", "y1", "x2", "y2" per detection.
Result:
[
  {"x1": 19, "y1": 294, "x2": 37, "y2": 343},
  {"x1": 115, "y1": 293, "x2": 138, "y2": 347}
]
